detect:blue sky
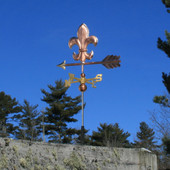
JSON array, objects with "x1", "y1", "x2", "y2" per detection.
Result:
[{"x1": 0, "y1": 0, "x2": 169, "y2": 141}]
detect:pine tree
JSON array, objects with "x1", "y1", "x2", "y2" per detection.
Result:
[
  {"x1": 161, "y1": 136, "x2": 170, "y2": 169},
  {"x1": 14, "y1": 100, "x2": 41, "y2": 141},
  {"x1": 73, "y1": 128, "x2": 91, "y2": 145},
  {"x1": 0, "y1": 91, "x2": 21, "y2": 137},
  {"x1": 91, "y1": 123, "x2": 130, "y2": 147},
  {"x1": 134, "y1": 122, "x2": 157, "y2": 151},
  {"x1": 157, "y1": 30, "x2": 170, "y2": 98},
  {"x1": 161, "y1": 0, "x2": 170, "y2": 13},
  {"x1": 153, "y1": 5, "x2": 170, "y2": 145},
  {"x1": 152, "y1": 2, "x2": 170, "y2": 168},
  {"x1": 41, "y1": 80, "x2": 81, "y2": 143},
  {"x1": 153, "y1": 95, "x2": 170, "y2": 107},
  {"x1": 154, "y1": 6, "x2": 170, "y2": 164},
  {"x1": 162, "y1": 136, "x2": 170, "y2": 155},
  {"x1": 154, "y1": 1, "x2": 170, "y2": 107},
  {"x1": 162, "y1": 72, "x2": 170, "y2": 94},
  {"x1": 157, "y1": 31, "x2": 170, "y2": 58},
  {"x1": 156, "y1": 31, "x2": 170, "y2": 104}
]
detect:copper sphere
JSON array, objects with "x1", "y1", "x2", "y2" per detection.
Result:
[{"x1": 79, "y1": 83, "x2": 87, "y2": 92}]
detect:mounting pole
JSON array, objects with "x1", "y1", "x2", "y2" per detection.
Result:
[
  {"x1": 81, "y1": 91, "x2": 84, "y2": 144},
  {"x1": 42, "y1": 109, "x2": 46, "y2": 142},
  {"x1": 81, "y1": 63, "x2": 85, "y2": 144}
]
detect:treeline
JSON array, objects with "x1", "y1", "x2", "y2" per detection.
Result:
[
  {"x1": 0, "y1": 78, "x2": 169, "y2": 169},
  {"x1": 0, "y1": 81, "x2": 156, "y2": 148}
]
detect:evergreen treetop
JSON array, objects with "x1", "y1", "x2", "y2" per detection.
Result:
[
  {"x1": 41, "y1": 80, "x2": 81, "y2": 143},
  {"x1": 134, "y1": 122, "x2": 157, "y2": 151},
  {"x1": 14, "y1": 100, "x2": 41, "y2": 141},
  {"x1": 0, "y1": 91, "x2": 21, "y2": 137},
  {"x1": 91, "y1": 123, "x2": 130, "y2": 147}
]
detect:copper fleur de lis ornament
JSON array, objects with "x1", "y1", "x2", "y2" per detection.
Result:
[{"x1": 68, "y1": 23, "x2": 98, "y2": 63}]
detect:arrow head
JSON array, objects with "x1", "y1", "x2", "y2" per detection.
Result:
[{"x1": 57, "y1": 60, "x2": 66, "y2": 70}]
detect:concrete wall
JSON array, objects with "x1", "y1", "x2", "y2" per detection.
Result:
[{"x1": 0, "y1": 138, "x2": 157, "y2": 170}]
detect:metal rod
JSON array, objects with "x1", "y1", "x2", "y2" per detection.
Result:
[
  {"x1": 81, "y1": 125, "x2": 84, "y2": 145},
  {"x1": 62, "y1": 60, "x2": 120, "y2": 67},
  {"x1": 81, "y1": 63, "x2": 85, "y2": 145},
  {"x1": 82, "y1": 92, "x2": 84, "y2": 127},
  {"x1": 42, "y1": 110, "x2": 46, "y2": 142},
  {"x1": 81, "y1": 91, "x2": 84, "y2": 144},
  {"x1": 81, "y1": 63, "x2": 84, "y2": 73}
]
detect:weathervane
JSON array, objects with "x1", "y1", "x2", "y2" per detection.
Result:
[{"x1": 57, "y1": 23, "x2": 121, "y2": 144}]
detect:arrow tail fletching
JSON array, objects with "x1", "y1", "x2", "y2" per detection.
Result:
[{"x1": 102, "y1": 55, "x2": 121, "y2": 69}]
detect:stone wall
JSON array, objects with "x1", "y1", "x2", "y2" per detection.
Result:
[{"x1": 0, "y1": 138, "x2": 157, "y2": 170}]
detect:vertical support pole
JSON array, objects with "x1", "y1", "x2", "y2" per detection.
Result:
[
  {"x1": 81, "y1": 92, "x2": 84, "y2": 127},
  {"x1": 81, "y1": 63, "x2": 85, "y2": 144},
  {"x1": 81, "y1": 92, "x2": 84, "y2": 144},
  {"x1": 42, "y1": 110, "x2": 46, "y2": 142},
  {"x1": 81, "y1": 62, "x2": 84, "y2": 73}
]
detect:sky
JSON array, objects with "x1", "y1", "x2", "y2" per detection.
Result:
[{"x1": 0, "y1": 0, "x2": 169, "y2": 142}]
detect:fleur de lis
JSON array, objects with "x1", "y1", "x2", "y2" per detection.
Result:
[{"x1": 68, "y1": 23, "x2": 98, "y2": 63}]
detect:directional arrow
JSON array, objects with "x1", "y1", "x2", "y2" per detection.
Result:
[{"x1": 57, "y1": 55, "x2": 121, "y2": 70}]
